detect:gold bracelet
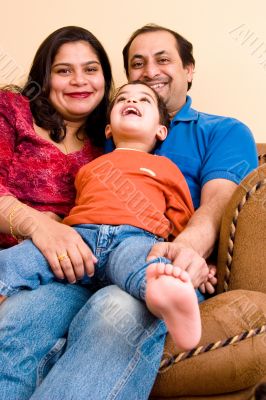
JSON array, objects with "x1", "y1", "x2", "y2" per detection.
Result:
[{"x1": 9, "y1": 204, "x2": 23, "y2": 240}]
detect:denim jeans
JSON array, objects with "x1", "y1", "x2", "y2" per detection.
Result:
[
  {"x1": 0, "y1": 224, "x2": 167, "y2": 301},
  {"x1": 0, "y1": 225, "x2": 205, "y2": 399},
  {"x1": 0, "y1": 283, "x2": 167, "y2": 400}
]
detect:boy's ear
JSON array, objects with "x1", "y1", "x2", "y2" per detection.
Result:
[
  {"x1": 156, "y1": 125, "x2": 168, "y2": 141},
  {"x1": 105, "y1": 124, "x2": 113, "y2": 139}
]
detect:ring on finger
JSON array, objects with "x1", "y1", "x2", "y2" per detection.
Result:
[{"x1": 57, "y1": 253, "x2": 69, "y2": 262}]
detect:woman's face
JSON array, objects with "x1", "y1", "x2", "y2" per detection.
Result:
[{"x1": 49, "y1": 41, "x2": 105, "y2": 124}]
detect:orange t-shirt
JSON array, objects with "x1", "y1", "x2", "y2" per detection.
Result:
[{"x1": 63, "y1": 149, "x2": 194, "y2": 239}]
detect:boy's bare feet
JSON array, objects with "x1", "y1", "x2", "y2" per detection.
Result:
[{"x1": 145, "y1": 263, "x2": 201, "y2": 350}]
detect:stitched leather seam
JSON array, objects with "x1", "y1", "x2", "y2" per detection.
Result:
[{"x1": 223, "y1": 178, "x2": 266, "y2": 292}]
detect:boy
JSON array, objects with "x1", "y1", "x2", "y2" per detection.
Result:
[{"x1": 0, "y1": 82, "x2": 203, "y2": 350}]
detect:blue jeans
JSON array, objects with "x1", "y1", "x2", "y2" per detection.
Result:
[
  {"x1": 0, "y1": 284, "x2": 168, "y2": 400},
  {"x1": 0, "y1": 224, "x2": 168, "y2": 301},
  {"x1": 0, "y1": 226, "x2": 205, "y2": 399}
]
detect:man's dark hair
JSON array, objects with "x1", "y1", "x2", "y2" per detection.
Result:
[
  {"x1": 107, "y1": 80, "x2": 170, "y2": 129},
  {"x1": 122, "y1": 24, "x2": 195, "y2": 91}
]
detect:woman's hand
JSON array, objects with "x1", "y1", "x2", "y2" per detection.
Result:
[
  {"x1": 30, "y1": 212, "x2": 97, "y2": 283},
  {"x1": 0, "y1": 197, "x2": 96, "y2": 283},
  {"x1": 42, "y1": 211, "x2": 63, "y2": 222}
]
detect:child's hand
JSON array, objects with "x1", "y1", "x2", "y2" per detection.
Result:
[{"x1": 199, "y1": 265, "x2": 217, "y2": 294}]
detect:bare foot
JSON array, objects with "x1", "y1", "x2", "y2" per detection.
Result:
[
  {"x1": 0, "y1": 295, "x2": 7, "y2": 305},
  {"x1": 145, "y1": 263, "x2": 201, "y2": 350}
]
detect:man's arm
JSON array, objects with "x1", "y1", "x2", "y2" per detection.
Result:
[
  {"x1": 176, "y1": 178, "x2": 237, "y2": 258},
  {"x1": 147, "y1": 178, "x2": 237, "y2": 288}
]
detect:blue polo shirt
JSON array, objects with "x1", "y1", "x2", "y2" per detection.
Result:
[
  {"x1": 105, "y1": 96, "x2": 258, "y2": 209},
  {"x1": 154, "y1": 96, "x2": 258, "y2": 208}
]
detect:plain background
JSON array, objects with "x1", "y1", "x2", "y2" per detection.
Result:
[{"x1": 0, "y1": 0, "x2": 265, "y2": 141}]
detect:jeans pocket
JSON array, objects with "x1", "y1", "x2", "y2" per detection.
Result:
[{"x1": 37, "y1": 338, "x2": 66, "y2": 386}]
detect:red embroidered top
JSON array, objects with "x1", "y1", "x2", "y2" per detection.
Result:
[{"x1": 0, "y1": 90, "x2": 103, "y2": 247}]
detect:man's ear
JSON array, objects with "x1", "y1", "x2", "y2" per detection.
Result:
[
  {"x1": 105, "y1": 124, "x2": 113, "y2": 139},
  {"x1": 186, "y1": 63, "x2": 194, "y2": 83},
  {"x1": 156, "y1": 125, "x2": 168, "y2": 141}
]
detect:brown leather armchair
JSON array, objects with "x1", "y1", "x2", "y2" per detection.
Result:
[{"x1": 150, "y1": 143, "x2": 266, "y2": 400}]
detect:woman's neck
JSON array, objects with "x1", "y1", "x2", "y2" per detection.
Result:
[{"x1": 64, "y1": 121, "x2": 85, "y2": 138}]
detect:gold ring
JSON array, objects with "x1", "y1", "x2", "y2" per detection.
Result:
[{"x1": 57, "y1": 253, "x2": 69, "y2": 262}]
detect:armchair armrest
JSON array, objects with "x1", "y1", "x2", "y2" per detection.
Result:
[{"x1": 217, "y1": 163, "x2": 266, "y2": 294}]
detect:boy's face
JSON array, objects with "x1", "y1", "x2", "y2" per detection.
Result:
[{"x1": 106, "y1": 83, "x2": 167, "y2": 149}]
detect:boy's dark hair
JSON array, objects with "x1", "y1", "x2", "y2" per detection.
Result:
[
  {"x1": 107, "y1": 81, "x2": 170, "y2": 129},
  {"x1": 122, "y1": 23, "x2": 195, "y2": 91},
  {"x1": 21, "y1": 26, "x2": 113, "y2": 147}
]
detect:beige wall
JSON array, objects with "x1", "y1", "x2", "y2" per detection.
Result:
[{"x1": 0, "y1": 0, "x2": 265, "y2": 141}]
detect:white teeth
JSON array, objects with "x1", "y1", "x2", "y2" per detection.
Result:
[
  {"x1": 122, "y1": 107, "x2": 141, "y2": 116},
  {"x1": 150, "y1": 83, "x2": 165, "y2": 89}
]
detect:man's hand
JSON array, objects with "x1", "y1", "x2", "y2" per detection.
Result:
[
  {"x1": 147, "y1": 179, "x2": 237, "y2": 290},
  {"x1": 147, "y1": 241, "x2": 209, "y2": 288},
  {"x1": 199, "y1": 265, "x2": 217, "y2": 294}
]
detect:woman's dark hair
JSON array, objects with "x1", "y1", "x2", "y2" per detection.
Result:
[
  {"x1": 107, "y1": 80, "x2": 170, "y2": 129},
  {"x1": 122, "y1": 24, "x2": 195, "y2": 91},
  {"x1": 22, "y1": 26, "x2": 113, "y2": 146}
]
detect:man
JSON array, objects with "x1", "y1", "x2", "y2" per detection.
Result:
[{"x1": 122, "y1": 24, "x2": 258, "y2": 292}]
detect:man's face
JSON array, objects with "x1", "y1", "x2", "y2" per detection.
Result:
[{"x1": 127, "y1": 31, "x2": 194, "y2": 116}]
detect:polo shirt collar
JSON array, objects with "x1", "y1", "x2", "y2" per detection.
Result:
[{"x1": 171, "y1": 96, "x2": 199, "y2": 125}]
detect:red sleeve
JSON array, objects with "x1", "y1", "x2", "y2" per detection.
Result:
[
  {"x1": 163, "y1": 159, "x2": 194, "y2": 237},
  {"x1": 0, "y1": 91, "x2": 17, "y2": 196}
]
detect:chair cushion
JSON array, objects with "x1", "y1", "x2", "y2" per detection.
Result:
[{"x1": 151, "y1": 290, "x2": 266, "y2": 397}]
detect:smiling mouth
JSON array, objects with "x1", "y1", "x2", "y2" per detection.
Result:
[
  {"x1": 148, "y1": 82, "x2": 167, "y2": 90},
  {"x1": 122, "y1": 106, "x2": 141, "y2": 116},
  {"x1": 65, "y1": 92, "x2": 91, "y2": 98}
]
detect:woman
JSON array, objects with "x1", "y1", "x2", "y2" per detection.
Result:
[
  {"x1": 0, "y1": 25, "x2": 113, "y2": 283},
  {"x1": 0, "y1": 27, "x2": 165, "y2": 400}
]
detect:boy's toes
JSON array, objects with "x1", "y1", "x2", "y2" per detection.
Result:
[
  {"x1": 146, "y1": 262, "x2": 169, "y2": 280},
  {"x1": 172, "y1": 266, "x2": 182, "y2": 278},
  {"x1": 157, "y1": 262, "x2": 167, "y2": 275},
  {"x1": 146, "y1": 263, "x2": 158, "y2": 280},
  {"x1": 179, "y1": 269, "x2": 190, "y2": 282},
  {"x1": 165, "y1": 264, "x2": 174, "y2": 275}
]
